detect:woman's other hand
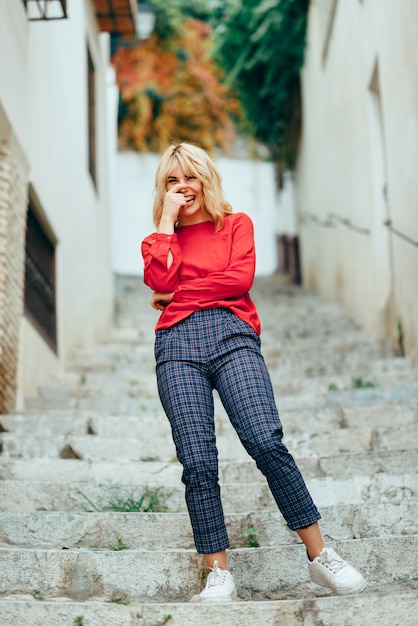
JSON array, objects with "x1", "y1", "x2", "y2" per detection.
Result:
[{"x1": 151, "y1": 292, "x2": 174, "y2": 311}]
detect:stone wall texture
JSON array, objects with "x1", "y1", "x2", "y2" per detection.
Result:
[{"x1": 0, "y1": 139, "x2": 27, "y2": 413}]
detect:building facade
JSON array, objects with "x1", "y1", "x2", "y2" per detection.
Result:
[
  {"x1": 0, "y1": 0, "x2": 136, "y2": 411},
  {"x1": 293, "y1": 0, "x2": 418, "y2": 361}
]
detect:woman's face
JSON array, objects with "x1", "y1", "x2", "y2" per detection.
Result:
[{"x1": 166, "y1": 163, "x2": 208, "y2": 226}]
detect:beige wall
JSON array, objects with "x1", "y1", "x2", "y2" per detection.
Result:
[
  {"x1": 0, "y1": 0, "x2": 115, "y2": 406},
  {"x1": 295, "y1": 0, "x2": 418, "y2": 361}
]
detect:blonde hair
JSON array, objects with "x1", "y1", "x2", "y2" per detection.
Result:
[{"x1": 153, "y1": 142, "x2": 232, "y2": 230}]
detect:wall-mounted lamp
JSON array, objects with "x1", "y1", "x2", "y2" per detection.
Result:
[
  {"x1": 136, "y1": 3, "x2": 157, "y2": 40},
  {"x1": 110, "y1": 2, "x2": 157, "y2": 56}
]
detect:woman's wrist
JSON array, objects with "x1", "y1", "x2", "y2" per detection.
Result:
[{"x1": 158, "y1": 216, "x2": 176, "y2": 234}]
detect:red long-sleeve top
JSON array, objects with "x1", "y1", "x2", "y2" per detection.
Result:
[{"x1": 141, "y1": 212, "x2": 261, "y2": 334}]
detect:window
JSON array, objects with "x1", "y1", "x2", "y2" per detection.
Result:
[
  {"x1": 87, "y1": 46, "x2": 97, "y2": 186},
  {"x1": 21, "y1": 0, "x2": 68, "y2": 21},
  {"x1": 24, "y1": 194, "x2": 57, "y2": 352}
]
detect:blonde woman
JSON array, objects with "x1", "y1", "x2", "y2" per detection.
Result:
[{"x1": 141, "y1": 142, "x2": 366, "y2": 602}]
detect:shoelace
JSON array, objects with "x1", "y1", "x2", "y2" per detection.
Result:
[
  {"x1": 319, "y1": 548, "x2": 345, "y2": 574},
  {"x1": 207, "y1": 560, "x2": 229, "y2": 587}
]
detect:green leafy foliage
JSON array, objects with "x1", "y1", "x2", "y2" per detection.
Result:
[
  {"x1": 113, "y1": 2, "x2": 240, "y2": 153},
  {"x1": 242, "y1": 526, "x2": 260, "y2": 547},
  {"x1": 78, "y1": 486, "x2": 171, "y2": 513},
  {"x1": 147, "y1": 616, "x2": 173, "y2": 626},
  {"x1": 397, "y1": 318, "x2": 405, "y2": 356},
  {"x1": 212, "y1": 0, "x2": 309, "y2": 170},
  {"x1": 353, "y1": 378, "x2": 376, "y2": 389},
  {"x1": 107, "y1": 535, "x2": 130, "y2": 551},
  {"x1": 148, "y1": 0, "x2": 220, "y2": 35},
  {"x1": 113, "y1": 598, "x2": 131, "y2": 605}
]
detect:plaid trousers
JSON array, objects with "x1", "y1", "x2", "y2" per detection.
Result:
[{"x1": 155, "y1": 308, "x2": 321, "y2": 554}]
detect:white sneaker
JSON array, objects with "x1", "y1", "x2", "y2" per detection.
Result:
[
  {"x1": 199, "y1": 560, "x2": 236, "y2": 603},
  {"x1": 308, "y1": 547, "x2": 367, "y2": 595}
]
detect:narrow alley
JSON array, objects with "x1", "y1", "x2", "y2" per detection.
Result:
[{"x1": 0, "y1": 274, "x2": 417, "y2": 625}]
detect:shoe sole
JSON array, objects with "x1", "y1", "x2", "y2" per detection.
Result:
[
  {"x1": 200, "y1": 596, "x2": 233, "y2": 603},
  {"x1": 334, "y1": 579, "x2": 368, "y2": 596},
  {"x1": 310, "y1": 573, "x2": 367, "y2": 595}
]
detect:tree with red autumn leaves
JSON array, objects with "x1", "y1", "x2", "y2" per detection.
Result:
[{"x1": 112, "y1": 17, "x2": 240, "y2": 154}]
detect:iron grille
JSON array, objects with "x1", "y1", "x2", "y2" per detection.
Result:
[{"x1": 24, "y1": 202, "x2": 57, "y2": 352}]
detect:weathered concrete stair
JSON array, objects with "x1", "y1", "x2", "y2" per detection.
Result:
[{"x1": 0, "y1": 274, "x2": 417, "y2": 625}]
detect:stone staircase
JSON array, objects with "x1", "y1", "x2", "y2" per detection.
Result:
[{"x1": 0, "y1": 274, "x2": 417, "y2": 625}]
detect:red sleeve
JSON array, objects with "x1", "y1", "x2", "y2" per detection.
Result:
[
  {"x1": 173, "y1": 213, "x2": 255, "y2": 303},
  {"x1": 141, "y1": 232, "x2": 182, "y2": 292}
]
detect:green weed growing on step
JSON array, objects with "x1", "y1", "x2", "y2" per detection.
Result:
[
  {"x1": 242, "y1": 527, "x2": 260, "y2": 548},
  {"x1": 73, "y1": 617, "x2": 84, "y2": 626},
  {"x1": 146, "y1": 615, "x2": 173, "y2": 626},
  {"x1": 397, "y1": 318, "x2": 405, "y2": 356},
  {"x1": 34, "y1": 594, "x2": 45, "y2": 601},
  {"x1": 328, "y1": 383, "x2": 338, "y2": 391},
  {"x1": 353, "y1": 377, "x2": 376, "y2": 389},
  {"x1": 113, "y1": 598, "x2": 130, "y2": 605},
  {"x1": 78, "y1": 486, "x2": 172, "y2": 513},
  {"x1": 107, "y1": 535, "x2": 129, "y2": 551}
]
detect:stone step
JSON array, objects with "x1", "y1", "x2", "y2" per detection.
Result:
[
  {"x1": 23, "y1": 383, "x2": 418, "y2": 414},
  {"x1": 33, "y1": 379, "x2": 164, "y2": 401},
  {"x1": 0, "y1": 432, "x2": 176, "y2": 463},
  {"x1": 259, "y1": 332, "x2": 387, "y2": 353},
  {"x1": 2, "y1": 421, "x2": 417, "y2": 462},
  {"x1": 1, "y1": 500, "x2": 416, "y2": 550},
  {"x1": 118, "y1": 295, "x2": 355, "y2": 320},
  {"x1": 7, "y1": 273, "x2": 418, "y2": 623},
  {"x1": 64, "y1": 331, "x2": 388, "y2": 365},
  {"x1": 271, "y1": 372, "x2": 418, "y2": 396},
  {"x1": 23, "y1": 394, "x2": 161, "y2": 414},
  {"x1": 66, "y1": 358, "x2": 413, "y2": 392},
  {"x1": 1, "y1": 591, "x2": 417, "y2": 626},
  {"x1": 0, "y1": 413, "x2": 171, "y2": 437},
  {"x1": 268, "y1": 356, "x2": 414, "y2": 378},
  {"x1": 276, "y1": 384, "x2": 418, "y2": 411},
  {"x1": 2, "y1": 399, "x2": 417, "y2": 436},
  {"x1": 0, "y1": 537, "x2": 416, "y2": 602},
  {"x1": 20, "y1": 397, "x2": 163, "y2": 417},
  {"x1": 58, "y1": 356, "x2": 418, "y2": 386},
  {"x1": 116, "y1": 292, "x2": 353, "y2": 314},
  {"x1": 1, "y1": 448, "x2": 415, "y2": 484},
  {"x1": 44, "y1": 351, "x2": 415, "y2": 382},
  {"x1": 0, "y1": 471, "x2": 415, "y2": 512},
  {"x1": 31, "y1": 365, "x2": 417, "y2": 404},
  {"x1": 63, "y1": 346, "x2": 390, "y2": 377}
]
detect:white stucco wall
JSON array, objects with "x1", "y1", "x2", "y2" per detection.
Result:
[
  {"x1": 0, "y1": 0, "x2": 115, "y2": 402},
  {"x1": 295, "y1": 0, "x2": 418, "y2": 361},
  {"x1": 216, "y1": 157, "x2": 279, "y2": 276},
  {"x1": 111, "y1": 152, "x2": 279, "y2": 277}
]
